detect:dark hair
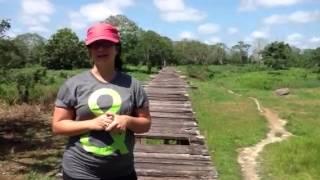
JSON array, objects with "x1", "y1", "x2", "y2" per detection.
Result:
[{"x1": 115, "y1": 43, "x2": 123, "y2": 71}]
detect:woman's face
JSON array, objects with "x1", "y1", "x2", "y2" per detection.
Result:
[{"x1": 88, "y1": 40, "x2": 118, "y2": 65}]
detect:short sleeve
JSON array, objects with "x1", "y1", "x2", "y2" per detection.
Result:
[
  {"x1": 133, "y1": 80, "x2": 149, "y2": 109},
  {"x1": 55, "y1": 81, "x2": 77, "y2": 108}
]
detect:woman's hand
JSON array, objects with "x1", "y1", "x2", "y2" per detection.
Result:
[
  {"x1": 104, "y1": 112, "x2": 130, "y2": 133},
  {"x1": 89, "y1": 114, "x2": 113, "y2": 131}
]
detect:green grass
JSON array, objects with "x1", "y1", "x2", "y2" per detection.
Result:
[
  {"x1": 189, "y1": 77, "x2": 267, "y2": 180},
  {"x1": 259, "y1": 88, "x2": 320, "y2": 180},
  {"x1": 178, "y1": 65, "x2": 320, "y2": 180}
]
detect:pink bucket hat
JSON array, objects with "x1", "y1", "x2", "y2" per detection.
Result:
[{"x1": 85, "y1": 23, "x2": 120, "y2": 45}]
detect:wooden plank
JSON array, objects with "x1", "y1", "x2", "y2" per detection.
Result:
[
  {"x1": 151, "y1": 117, "x2": 197, "y2": 123},
  {"x1": 136, "y1": 167, "x2": 215, "y2": 177},
  {"x1": 134, "y1": 144, "x2": 209, "y2": 155},
  {"x1": 136, "y1": 132, "x2": 190, "y2": 140},
  {"x1": 148, "y1": 97, "x2": 189, "y2": 101},
  {"x1": 150, "y1": 122, "x2": 197, "y2": 128},
  {"x1": 148, "y1": 94, "x2": 188, "y2": 98},
  {"x1": 138, "y1": 176, "x2": 208, "y2": 180},
  {"x1": 135, "y1": 158, "x2": 211, "y2": 166},
  {"x1": 151, "y1": 112, "x2": 194, "y2": 119},
  {"x1": 134, "y1": 152, "x2": 211, "y2": 161},
  {"x1": 146, "y1": 85, "x2": 188, "y2": 88},
  {"x1": 146, "y1": 129, "x2": 199, "y2": 136},
  {"x1": 150, "y1": 107, "x2": 193, "y2": 113},
  {"x1": 149, "y1": 102, "x2": 191, "y2": 108}
]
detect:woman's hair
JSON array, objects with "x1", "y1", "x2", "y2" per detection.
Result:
[{"x1": 115, "y1": 43, "x2": 123, "y2": 71}]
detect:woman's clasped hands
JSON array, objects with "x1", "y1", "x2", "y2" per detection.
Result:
[{"x1": 90, "y1": 112, "x2": 130, "y2": 134}]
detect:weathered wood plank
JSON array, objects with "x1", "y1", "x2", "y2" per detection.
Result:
[
  {"x1": 134, "y1": 144, "x2": 209, "y2": 155},
  {"x1": 150, "y1": 107, "x2": 193, "y2": 113},
  {"x1": 136, "y1": 168, "x2": 217, "y2": 178},
  {"x1": 136, "y1": 132, "x2": 191, "y2": 140},
  {"x1": 134, "y1": 152, "x2": 211, "y2": 161}
]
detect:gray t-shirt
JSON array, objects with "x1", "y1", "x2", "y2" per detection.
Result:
[{"x1": 55, "y1": 70, "x2": 148, "y2": 179}]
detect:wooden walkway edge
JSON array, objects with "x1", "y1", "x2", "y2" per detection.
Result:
[{"x1": 134, "y1": 67, "x2": 218, "y2": 180}]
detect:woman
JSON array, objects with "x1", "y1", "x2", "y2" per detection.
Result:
[{"x1": 52, "y1": 22, "x2": 151, "y2": 180}]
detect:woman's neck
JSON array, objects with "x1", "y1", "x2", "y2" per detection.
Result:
[{"x1": 91, "y1": 65, "x2": 116, "y2": 83}]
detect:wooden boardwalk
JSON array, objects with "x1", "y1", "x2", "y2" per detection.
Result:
[{"x1": 134, "y1": 67, "x2": 218, "y2": 180}]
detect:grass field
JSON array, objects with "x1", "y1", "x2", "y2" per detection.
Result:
[{"x1": 179, "y1": 65, "x2": 320, "y2": 180}]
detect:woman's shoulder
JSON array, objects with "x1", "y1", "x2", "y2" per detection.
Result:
[
  {"x1": 117, "y1": 71, "x2": 142, "y2": 86},
  {"x1": 63, "y1": 70, "x2": 91, "y2": 87}
]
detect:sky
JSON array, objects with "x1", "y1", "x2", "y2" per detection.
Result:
[{"x1": 1, "y1": 0, "x2": 320, "y2": 49}]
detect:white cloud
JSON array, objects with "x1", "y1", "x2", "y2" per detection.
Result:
[
  {"x1": 29, "y1": 25, "x2": 50, "y2": 33},
  {"x1": 286, "y1": 33, "x2": 304, "y2": 47},
  {"x1": 239, "y1": 0, "x2": 304, "y2": 11},
  {"x1": 69, "y1": 11, "x2": 88, "y2": 30},
  {"x1": 245, "y1": 29, "x2": 269, "y2": 43},
  {"x1": 198, "y1": 23, "x2": 220, "y2": 34},
  {"x1": 21, "y1": 0, "x2": 54, "y2": 32},
  {"x1": 308, "y1": 36, "x2": 320, "y2": 48},
  {"x1": 310, "y1": 37, "x2": 320, "y2": 43},
  {"x1": 153, "y1": 0, "x2": 206, "y2": 22},
  {"x1": 205, "y1": 36, "x2": 221, "y2": 44},
  {"x1": 264, "y1": 10, "x2": 320, "y2": 25},
  {"x1": 153, "y1": 0, "x2": 185, "y2": 11},
  {"x1": 7, "y1": 28, "x2": 22, "y2": 38},
  {"x1": 227, "y1": 27, "x2": 239, "y2": 35},
  {"x1": 287, "y1": 33, "x2": 303, "y2": 41},
  {"x1": 22, "y1": 0, "x2": 54, "y2": 15},
  {"x1": 251, "y1": 30, "x2": 268, "y2": 39},
  {"x1": 69, "y1": 0, "x2": 135, "y2": 30},
  {"x1": 179, "y1": 31, "x2": 196, "y2": 39}
]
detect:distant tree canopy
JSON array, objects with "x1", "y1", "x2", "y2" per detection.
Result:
[
  {"x1": 261, "y1": 42, "x2": 292, "y2": 70},
  {"x1": 0, "y1": 16, "x2": 320, "y2": 71},
  {"x1": 41, "y1": 28, "x2": 90, "y2": 69},
  {"x1": 0, "y1": 19, "x2": 10, "y2": 38},
  {"x1": 13, "y1": 33, "x2": 46, "y2": 65}
]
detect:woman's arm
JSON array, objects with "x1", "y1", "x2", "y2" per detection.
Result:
[
  {"x1": 127, "y1": 106, "x2": 151, "y2": 133},
  {"x1": 52, "y1": 106, "x2": 113, "y2": 136}
]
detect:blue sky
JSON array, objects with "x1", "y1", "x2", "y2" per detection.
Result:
[{"x1": 1, "y1": 0, "x2": 320, "y2": 49}]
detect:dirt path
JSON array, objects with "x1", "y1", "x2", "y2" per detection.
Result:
[{"x1": 228, "y1": 90, "x2": 292, "y2": 180}]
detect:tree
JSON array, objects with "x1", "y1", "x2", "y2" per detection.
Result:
[
  {"x1": 251, "y1": 38, "x2": 268, "y2": 64},
  {"x1": 137, "y1": 30, "x2": 163, "y2": 73},
  {"x1": 0, "y1": 38, "x2": 26, "y2": 69},
  {"x1": 0, "y1": 19, "x2": 10, "y2": 38},
  {"x1": 105, "y1": 15, "x2": 143, "y2": 65},
  {"x1": 310, "y1": 47, "x2": 320, "y2": 72},
  {"x1": 42, "y1": 28, "x2": 90, "y2": 69},
  {"x1": 261, "y1": 41, "x2": 293, "y2": 70},
  {"x1": 231, "y1": 41, "x2": 251, "y2": 64},
  {"x1": 13, "y1": 33, "x2": 46, "y2": 65},
  {"x1": 173, "y1": 39, "x2": 210, "y2": 65},
  {"x1": 207, "y1": 43, "x2": 227, "y2": 65},
  {"x1": 158, "y1": 36, "x2": 175, "y2": 67}
]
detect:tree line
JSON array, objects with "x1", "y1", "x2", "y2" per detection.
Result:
[{"x1": 1, "y1": 16, "x2": 320, "y2": 73}]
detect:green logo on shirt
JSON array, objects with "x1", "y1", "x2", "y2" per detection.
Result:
[{"x1": 80, "y1": 88, "x2": 128, "y2": 156}]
